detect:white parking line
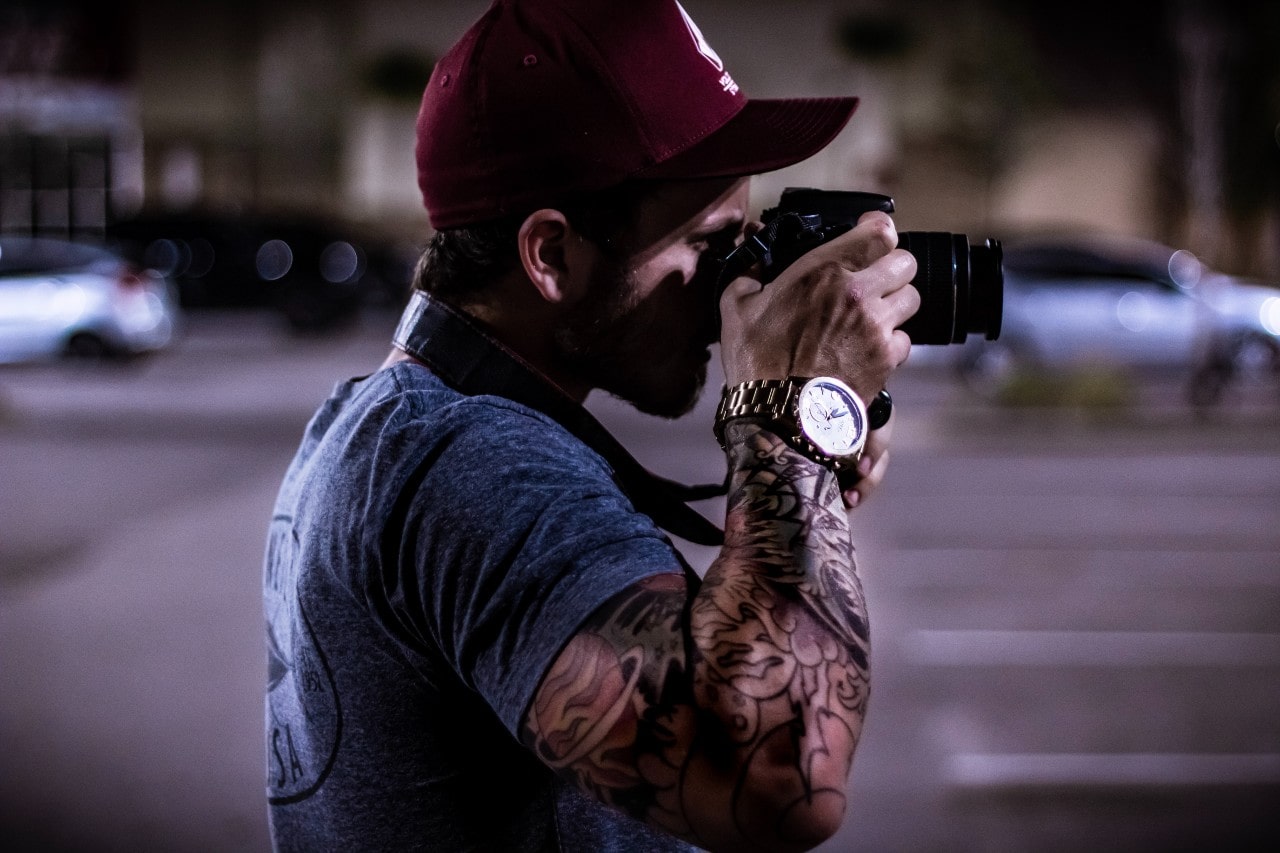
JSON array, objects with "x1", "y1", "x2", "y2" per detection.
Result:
[
  {"x1": 947, "y1": 752, "x2": 1280, "y2": 788},
  {"x1": 888, "y1": 547, "x2": 1280, "y2": 589},
  {"x1": 904, "y1": 629, "x2": 1280, "y2": 666}
]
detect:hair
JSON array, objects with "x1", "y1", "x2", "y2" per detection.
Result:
[{"x1": 412, "y1": 182, "x2": 656, "y2": 304}]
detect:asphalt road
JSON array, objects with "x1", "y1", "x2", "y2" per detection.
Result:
[{"x1": 2, "y1": 312, "x2": 1278, "y2": 852}]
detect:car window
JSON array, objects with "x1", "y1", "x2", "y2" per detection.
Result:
[
  {"x1": 1005, "y1": 247, "x2": 1094, "y2": 276},
  {"x1": 1005, "y1": 244, "x2": 1177, "y2": 290}
]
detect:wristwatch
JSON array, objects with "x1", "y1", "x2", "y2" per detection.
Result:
[{"x1": 714, "y1": 376, "x2": 868, "y2": 472}]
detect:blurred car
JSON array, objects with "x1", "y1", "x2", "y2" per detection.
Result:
[
  {"x1": 952, "y1": 235, "x2": 1280, "y2": 402},
  {"x1": 107, "y1": 209, "x2": 417, "y2": 333},
  {"x1": 0, "y1": 235, "x2": 179, "y2": 364}
]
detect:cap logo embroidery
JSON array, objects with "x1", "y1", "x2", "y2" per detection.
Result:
[
  {"x1": 675, "y1": 1, "x2": 722, "y2": 71},
  {"x1": 675, "y1": 1, "x2": 738, "y2": 94}
]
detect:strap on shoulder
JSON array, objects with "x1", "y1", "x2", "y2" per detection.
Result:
[{"x1": 392, "y1": 291, "x2": 726, "y2": 546}]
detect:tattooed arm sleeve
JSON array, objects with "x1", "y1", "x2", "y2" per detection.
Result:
[{"x1": 522, "y1": 421, "x2": 870, "y2": 852}]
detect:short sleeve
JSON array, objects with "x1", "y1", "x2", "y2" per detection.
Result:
[{"x1": 396, "y1": 397, "x2": 685, "y2": 736}]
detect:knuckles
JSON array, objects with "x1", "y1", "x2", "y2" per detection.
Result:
[
  {"x1": 889, "y1": 246, "x2": 918, "y2": 282},
  {"x1": 720, "y1": 213, "x2": 916, "y2": 386},
  {"x1": 858, "y1": 213, "x2": 899, "y2": 256}
]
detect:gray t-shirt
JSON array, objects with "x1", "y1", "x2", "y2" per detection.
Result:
[{"x1": 264, "y1": 362, "x2": 699, "y2": 851}]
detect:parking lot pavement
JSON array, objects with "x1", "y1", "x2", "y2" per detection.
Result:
[
  {"x1": 2, "y1": 314, "x2": 1278, "y2": 851},
  {"x1": 1, "y1": 470, "x2": 280, "y2": 852},
  {"x1": 822, "y1": 383, "x2": 1280, "y2": 852}
]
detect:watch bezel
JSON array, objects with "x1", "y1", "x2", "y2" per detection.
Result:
[{"x1": 795, "y1": 376, "x2": 868, "y2": 462}]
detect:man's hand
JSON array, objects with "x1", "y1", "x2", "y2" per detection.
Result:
[
  {"x1": 718, "y1": 211, "x2": 920, "y2": 405},
  {"x1": 843, "y1": 408, "x2": 893, "y2": 509}
]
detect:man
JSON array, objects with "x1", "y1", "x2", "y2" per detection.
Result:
[{"x1": 264, "y1": 0, "x2": 920, "y2": 850}]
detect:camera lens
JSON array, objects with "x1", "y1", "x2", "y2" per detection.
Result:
[
  {"x1": 897, "y1": 232, "x2": 1003, "y2": 344},
  {"x1": 969, "y1": 238, "x2": 1003, "y2": 341},
  {"x1": 741, "y1": 188, "x2": 1005, "y2": 346}
]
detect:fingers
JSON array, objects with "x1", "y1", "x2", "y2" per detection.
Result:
[
  {"x1": 842, "y1": 410, "x2": 894, "y2": 509},
  {"x1": 789, "y1": 211, "x2": 902, "y2": 287},
  {"x1": 718, "y1": 210, "x2": 920, "y2": 388},
  {"x1": 802, "y1": 218, "x2": 919, "y2": 338},
  {"x1": 839, "y1": 211, "x2": 900, "y2": 271},
  {"x1": 842, "y1": 448, "x2": 889, "y2": 509}
]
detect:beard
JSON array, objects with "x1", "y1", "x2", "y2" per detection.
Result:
[{"x1": 552, "y1": 259, "x2": 709, "y2": 419}]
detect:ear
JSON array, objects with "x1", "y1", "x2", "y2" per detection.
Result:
[{"x1": 517, "y1": 209, "x2": 591, "y2": 305}]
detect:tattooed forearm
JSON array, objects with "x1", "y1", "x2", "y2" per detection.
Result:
[
  {"x1": 523, "y1": 421, "x2": 870, "y2": 851},
  {"x1": 686, "y1": 421, "x2": 869, "y2": 846},
  {"x1": 715, "y1": 419, "x2": 869, "y2": 644}
]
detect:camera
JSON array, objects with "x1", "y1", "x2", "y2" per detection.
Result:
[{"x1": 717, "y1": 188, "x2": 1003, "y2": 344}]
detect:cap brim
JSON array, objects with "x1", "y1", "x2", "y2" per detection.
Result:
[{"x1": 636, "y1": 96, "x2": 858, "y2": 181}]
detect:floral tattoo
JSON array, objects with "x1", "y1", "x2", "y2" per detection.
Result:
[{"x1": 522, "y1": 422, "x2": 870, "y2": 848}]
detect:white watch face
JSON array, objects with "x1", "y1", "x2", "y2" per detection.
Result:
[{"x1": 797, "y1": 378, "x2": 867, "y2": 457}]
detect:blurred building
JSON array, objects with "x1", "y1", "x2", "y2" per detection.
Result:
[
  {"x1": 0, "y1": 3, "x2": 141, "y2": 238},
  {"x1": 2, "y1": 0, "x2": 1276, "y2": 277}
]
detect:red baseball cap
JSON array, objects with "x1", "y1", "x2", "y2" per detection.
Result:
[{"x1": 416, "y1": 0, "x2": 858, "y2": 229}]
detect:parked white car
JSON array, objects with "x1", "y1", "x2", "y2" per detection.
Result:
[
  {"x1": 0, "y1": 236, "x2": 179, "y2": 364},
  {"x1": 951, "y1": 235, "x2": 1280, "y2": 404}
]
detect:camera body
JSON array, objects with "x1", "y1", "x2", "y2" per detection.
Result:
[{"x1": 718, "y1": 188, "x2": 1003, "y2": 345}]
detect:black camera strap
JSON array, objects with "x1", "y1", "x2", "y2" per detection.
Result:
[{"x1": 392, "y1": 291, "x2": 726, "y2": 547}]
